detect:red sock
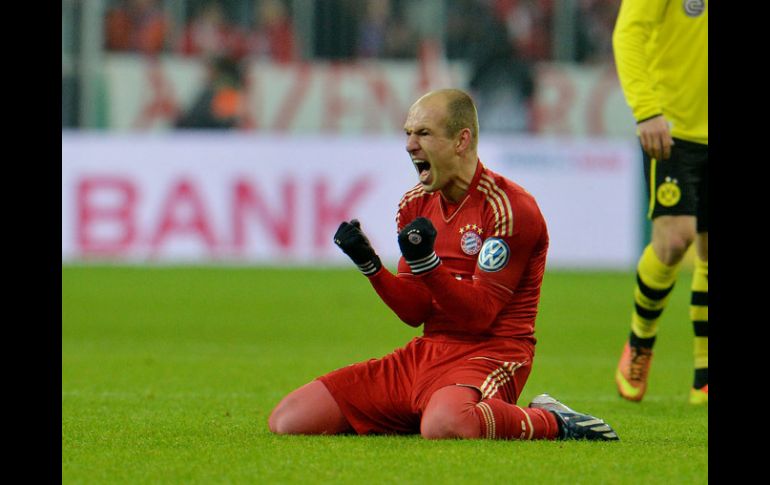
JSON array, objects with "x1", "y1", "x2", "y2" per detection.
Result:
[{"x1": 475, "y1": 398, "x2": 559, "y2": 440}]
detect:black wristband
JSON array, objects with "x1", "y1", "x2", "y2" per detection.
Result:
[
  {"x1": 404, "y1": 251, "x2": 440, "y2": 275},
  {"x1": 356, "y1": 255, "x2": 382, "y2": 276}
]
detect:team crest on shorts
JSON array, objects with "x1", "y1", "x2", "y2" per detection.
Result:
[
  {"x1": 459, "y1": 224, "x2": 483, "y2": 255},
  {"x1": 656, "y1": 176, "x2": 681, "y2": 207},
  {"x1": 683, "y1": 0, "x2": 705, "y2": 17},
  {"x1": 478, "y1": 238, "x2": 510, "y2": 272}
]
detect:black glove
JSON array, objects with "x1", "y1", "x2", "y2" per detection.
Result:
[
  {"x1": 397, "y1": 217, "x2": 440, "y2": 275},
  {"x1": 333, "y1": 219, "x2": 382, "y2": 276}
]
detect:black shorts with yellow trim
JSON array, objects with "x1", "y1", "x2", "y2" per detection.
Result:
[{"x1": 642, "y1": 137, "x2": 708, "y2": 233}]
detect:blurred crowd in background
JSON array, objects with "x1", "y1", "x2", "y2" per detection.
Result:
[
  {"x1": 63, "y1": 0, "x2": 620, "y2": 132},
  {"x1": 101, "y1": 0, "x2": 617, "y2": 63}
]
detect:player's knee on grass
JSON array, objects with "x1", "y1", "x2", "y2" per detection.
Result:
[
  {"x1": 267, "y1": 400, "x2": 296, "y2": 434},
  {"x1": 268, "y1": 380, "x2": 352, "y2": 435},
  {"x1": 420, "y1": 386, "x2": 482, "y2": 440}
]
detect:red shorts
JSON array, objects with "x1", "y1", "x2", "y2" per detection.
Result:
[{"x1": 317, "y1": 335, "x2": 534, "y2": 435}]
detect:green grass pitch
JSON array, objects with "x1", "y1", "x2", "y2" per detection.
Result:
[{"x1": 62, "y1": 265, "x2": 707, "y2": 484}]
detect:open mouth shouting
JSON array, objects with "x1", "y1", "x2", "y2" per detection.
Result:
[{"x1": 413, "y1": 159, "x2": 432, "y2": 185}]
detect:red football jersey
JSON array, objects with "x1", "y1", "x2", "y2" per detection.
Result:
[{"x1": 393, "y1": 160, "x2": 549, "y2": 342}]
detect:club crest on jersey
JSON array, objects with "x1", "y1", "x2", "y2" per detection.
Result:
[
  {"x1": 683, "y1": 0, "x2": 705, "y2": 17},
  {"x1": 477, "y1": 238, "x2": 510, "y2": 272},
  {"x1": 459, "y1": 224, "x2": 483, "y2": 255}
]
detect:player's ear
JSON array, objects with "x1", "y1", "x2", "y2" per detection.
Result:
[{"x1": 455, "y1": 128, "x2": 472, "y2": 153}]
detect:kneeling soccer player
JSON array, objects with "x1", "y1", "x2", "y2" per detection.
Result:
[{"x1": 268, "y1": 89, "x2": 619, "y2": 441}]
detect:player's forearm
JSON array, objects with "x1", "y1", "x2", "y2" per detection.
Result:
[
  {"x1": 613, "y1": 28, "x2": 659, "y2": 121},
  {"x1": 612, "y1": 0, "x2": 666, "y2": 122},
  {"x1": 368, "y1": 268, "x2": 432, "y2": 327},
  {"x1": 420, "y1": 266, "x2": 504, "y2": 333}
]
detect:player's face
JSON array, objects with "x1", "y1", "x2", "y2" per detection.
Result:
[{"x1": 403, "y1": 98, "x2": 461, "y2": 196}]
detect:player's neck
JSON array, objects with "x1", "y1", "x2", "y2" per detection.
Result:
[{"x1": 440, "y1": 156, "x2": 478, "y2": 203}]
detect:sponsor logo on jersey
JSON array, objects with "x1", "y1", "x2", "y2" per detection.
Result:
[
  {"x1": 459, "y1": 224, "x2": 483, "y2": 255},
  {"x1": 656, "y1": 176, "x2": 681, "y2": 207},
  {"x1": 683, "y1": 0, "x2": 705, "y2": 17},
  {"x1": 478, "y1": 238, "x2": 510, "y2": 272}
]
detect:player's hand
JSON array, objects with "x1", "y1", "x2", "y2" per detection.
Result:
[
  {"x1": 397, "y1": 217, "x2": 440, "y2": 275},
  {"x1": 637, "y1": 115, "x2": 674, "y2": 161},
  {"x1": 334, "y1": 219, "x2": 382, "y2": 276}
]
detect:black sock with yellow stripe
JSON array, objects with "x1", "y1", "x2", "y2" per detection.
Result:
[
  {"x1": 630, "y1": 244, "x2": 680, "y2": 345},
  {"x1": 691, "y1": 255, "x2": 708, "y2": 389}
]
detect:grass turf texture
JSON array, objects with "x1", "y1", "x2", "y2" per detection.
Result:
[{"x1": 62, "y1": 266, "x2": 707, "y2": 483}]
